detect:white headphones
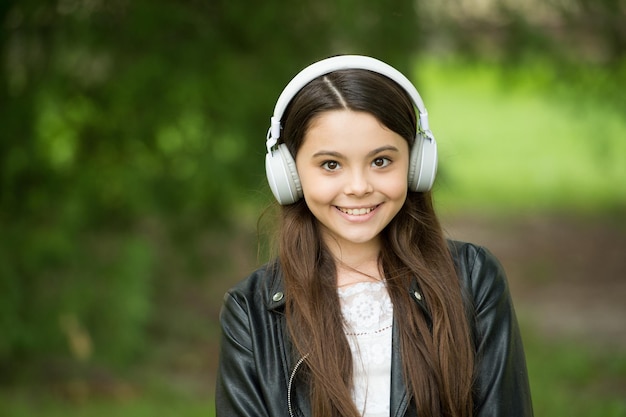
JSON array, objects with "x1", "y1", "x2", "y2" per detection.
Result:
[{"x1": 265, "y1": 55, "x2": 438, "y2": 205}]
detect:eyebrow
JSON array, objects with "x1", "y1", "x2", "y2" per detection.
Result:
[{"x1": 312, "y1": 145, "x2": 400, "y2": 159}]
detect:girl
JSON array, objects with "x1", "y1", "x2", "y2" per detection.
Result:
[{"x1": 216, "y1": 55, "x2": 533, "y2": 417}]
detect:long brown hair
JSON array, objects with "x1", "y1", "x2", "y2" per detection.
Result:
[{"x1": 277, "y1": 69, "x2": 474, "y2": 417}]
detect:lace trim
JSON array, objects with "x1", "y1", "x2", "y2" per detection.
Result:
[
  {"x1": 338, "y1": 280, "x2": 393, "y2": 336},
  {"x1": 345, "y1": 324, "x2": 392, "y2": 336},
  {"x1": 338, "y1": 280, "x2": 393, "y2": 417}
]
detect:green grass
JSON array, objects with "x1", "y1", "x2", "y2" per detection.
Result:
[
  {"x1": 521, "y1": 324, "x2": 626, "y2": 417},
  {"x1": 0, "y1": 388, "x2": 215, "y2": 417},
  {"x1": 413, "y1": 57, "x2": 626, "y2": 215}
]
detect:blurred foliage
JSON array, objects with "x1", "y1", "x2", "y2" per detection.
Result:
[
  {"x1": 1, "y1": 0, "x2": 624, "y2": 397},
  {"x1": 417, "y1": 57, "x2": 626, "y2": 214},
  {"x1": 0, "y1": 0, "x2": 419, "y2": 377},
  {"x1": 418, "y1": 0, "x2": 626, "y2": 110},
  {"x1": 522, "y1": 327, "x2": 626, "y2": 417}
]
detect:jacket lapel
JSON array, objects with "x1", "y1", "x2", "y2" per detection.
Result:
[
  {"x1": 390, "y1": 319, "x2": 410, "y2": 417},
  {"x1": 390, "y1": 278, "x2": 433, "y2": 416}
]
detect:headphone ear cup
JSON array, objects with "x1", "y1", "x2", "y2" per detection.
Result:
[
  {"x1": 265, "y1": 143, "x2": 303, "y2": 205},
  {"x1": 408, "y1": 133, "x2": 438, "y2": 192}
]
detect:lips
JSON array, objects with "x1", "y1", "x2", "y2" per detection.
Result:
[{"x1": 337, "y1": 204, "x2": 380, "y2": 216}]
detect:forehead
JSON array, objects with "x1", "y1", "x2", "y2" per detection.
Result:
[{"x1": 301, "y1": 110, "x2": 407, "y2": 151}]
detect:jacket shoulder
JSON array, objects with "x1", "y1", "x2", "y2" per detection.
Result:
[
  {"x1": 446, "y1": 243, "x2": 533, "y2": 416},
  {"x1": 223, "y1": 260, "x2": 283, "y2": 310},
  {"x1": 447, "y1": 239, "x2": 510, "y2": 309}
]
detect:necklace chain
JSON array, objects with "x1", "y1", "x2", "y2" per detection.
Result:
[{"x1": 336, "y1": 258, "x2": 383, "y2": 283}]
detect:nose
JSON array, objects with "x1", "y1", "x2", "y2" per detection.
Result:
[{"x1": 344, "y1": 168, "x2": 373, "y2": 196}]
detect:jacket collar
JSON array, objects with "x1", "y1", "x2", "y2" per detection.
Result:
[
  {"x1": 264, "y1": 261, "x2": 431, "y2": 319},
  {"x1": 265, "y1": 261, "x2": 287, "y2": 311}
]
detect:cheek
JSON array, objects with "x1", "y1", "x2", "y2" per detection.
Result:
[
  {"x1": 295, "y1": 161, "x2": 324, "y2": 198},
  {"x1": 384, "y1": 172, "x2": 409, "y2": 199},
  {"x1": 303, "y1": 181, "x2": 336, "y2": 204},
  {"x1": 392, "y1": 187, "x2": 409, "y2": 211}
]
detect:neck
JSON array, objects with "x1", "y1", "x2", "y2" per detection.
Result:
[
  {"x1": 335, "y1": 258, "x2": 382, "y2": 287},
  {"x1": 322, "y1": 235, "x2": 383, "y2": 287}
]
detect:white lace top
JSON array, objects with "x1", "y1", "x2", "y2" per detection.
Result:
[{"x1": 338, "y1": 280, "x2": 393, "y2": 417}]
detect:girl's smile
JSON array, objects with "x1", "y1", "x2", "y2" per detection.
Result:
[
  {"x1": 336, "y1": 204, "x2": 380, "y2": 216},
  {"x1": 335, "y1": 204, "x2": 382, "y2": 226},
  {"x1": 295, "y1": 109, "x2": 409, "y2": 257}
]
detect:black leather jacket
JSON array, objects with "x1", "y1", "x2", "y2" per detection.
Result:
[{"x1": 216, "y1": 241, "x2": 533, "y2": 417}]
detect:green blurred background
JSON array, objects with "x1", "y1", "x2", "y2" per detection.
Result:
[{"x1": 1, "y1": 0, "x2": 625, "y2": 415}]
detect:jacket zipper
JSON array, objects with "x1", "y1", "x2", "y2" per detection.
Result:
[{"x1": 288, "y1": 354, "x2": 309, "y2": 417}]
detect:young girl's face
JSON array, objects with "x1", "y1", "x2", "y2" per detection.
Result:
[{"x1": 295, "y1": 110, "x2": 409, "y2": 255}]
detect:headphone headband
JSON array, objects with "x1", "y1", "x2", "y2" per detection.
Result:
[{"x1": 267, "y1": 55, "x2": 431, "y2": 151}]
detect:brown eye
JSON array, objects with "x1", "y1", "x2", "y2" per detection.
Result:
[
  {"x1": 322, "y1": 160, "x2": 340, "y2": 171},
  {"x1": 372, "y1": 157, "x2": 391, "y2": 168}
]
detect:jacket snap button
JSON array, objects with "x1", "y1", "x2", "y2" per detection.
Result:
[
  {"x1": 272, "y1": 292, "x2": 284, "y2": 302},
  {"x1": 414, "y1": 291, "x2": 422, "y2": 301}
]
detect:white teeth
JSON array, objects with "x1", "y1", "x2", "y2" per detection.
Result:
[{"x1": 340, "y1": 207, "x2": 374, "y2": 215}]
